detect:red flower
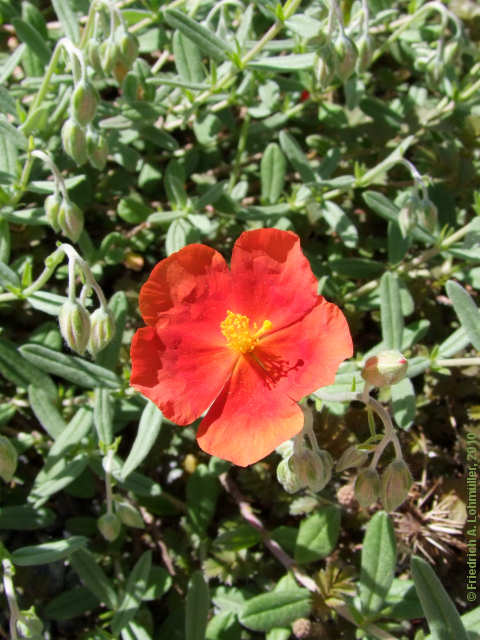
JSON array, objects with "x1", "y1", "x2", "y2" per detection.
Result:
[{"x1": 130, "y1": 229, "x2": 353, "y2": 467}]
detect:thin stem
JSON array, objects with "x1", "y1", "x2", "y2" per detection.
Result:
[
  {"x1": 31, "y1": 150, "x2": 68, "y2": 198},
  {"x1": 23, "y1": 247, "x2": 65, "y2": 297},
  {"x1": 435, "y1": 357, "x2": 480, "y2": 367},
  {"x1": 2, "y1": 559, "x2": 20, "y2": 640},
  {"x1": 104, "y1": 448, "x2": 114, "y2": 515}
]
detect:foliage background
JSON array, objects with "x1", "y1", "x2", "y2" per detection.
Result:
[{"x1": 0, "y1": 0, "x2": 479, "y2": 638}]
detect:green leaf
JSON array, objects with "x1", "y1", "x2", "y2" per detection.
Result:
[
  {"x1": 19, "y1": 344, "x2": 120, "y2": 389},
  {"x1": 0, "y1": 258, "x2": 20, "y2": 289},
  {"x1": 0, "y1": 218, "x2": 11, "y2": 264},
  {"x1": 214, "y1": 524, "x2": 262, "y2": 551},
  {"x1": 446, "y1": 280, "x2": 480, "y2": 350},
  {"x1": 359, "y1": 511, "x2": 397, "y2": 617},
  {"x1": 248, "y1": 53, "x2": 315, "y2": 71},
  {"x1": 391, "y1": 377, "x2": 416, "y2": 430},
  {"x1": 0, "y1": 117, "x2": 27, "y2": 149},
  {"x1": 50, "y1": 0, "x2": 79, "y2": 43},
  {"x1": 411, "y1": 556, "x2": 468, "y2": 640},
  {"x1": 261, "y1": 143, "x2": 286, "y2": 204},
  {"x1": 186, "y1": 571, "x2": 210, "y2": 640},
  {"x1": 379, "y1": 272, "x2": 404, "y2": 350},
  {"x1": 30, "y1": 454, "x2": 89, "y2": 506},
  {"x1": 165, "y1": 218, "x2": 190, "y2": 255},
  {"x1": 437, "y1": 327, "x2": 470, "y2": 358},
  {"x1": 322, "y1": 201, "x2": 358, "y2": 248},
  {"x1": 164, "y1": 10, "x2": 232, "y2": 62},
  {"x1": 0, "y1": 44, "x2": 26, "y2": 84},
  {"x1": 143, "y1": 566, "x2": 172, "y2": 601},
  {"x1": 206, "y1": 611, "x2": 241, "y2": 640},
  {"x1": 94, "y1": 388, "x2": 114, "y2": 446},
  {"x1": 294, "y1": 506, "x2": 341, "y2": 564},
  {"x1": 12, "y1": 536, "x2": 87, "y2": 566},
  {"x1": 0, "y1": 336, "x2": 57, "y2": 398},
  {"x1": 112, "y1": 551, "x2": 152, "y2": 635},
  {"x1": 279, "y1": 131, "x2": 316, "y2": 183},
  {"x1": 0, "y1": 505, "x2": 55, "y2": 530},
  {"x1": 187, "y1": 464, "x2": 219, "y2": 536},
  {"x1": 381, "y1": 579, "x2": 423, "y2": 620},
  {"x1": 28, "y1": 384, "x2": 65, "y2": 439},
  {"x1": 70, "y1": 547, "x2": 118, "y2": 610},
  {"x1": 121, "y1": 400, "x2": 163, "y2": 480},
  {"x1": 173, "y1": 30, "x2": 205, "y2": 84},
  {"x1": 12, "y1": 17, "x2": 51, "y2": 66},
  {"x1": 44, "y1": 586, "x2": 99, "y2": 621},
  {"x1": 239, "y1": 590, "x2": 311, "y2": 632}
]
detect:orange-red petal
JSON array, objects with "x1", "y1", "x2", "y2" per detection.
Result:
[
  {"x1": 196, "y1": 357, "x2": 304, "y2": 467},
  {"x1": 229, "y1": 229, "x2": 318, "y2": 331},
  {"x1": 139, "y1": 243, "x2": 231, "y2": 327},
  {"x1": 130, "y1": 325, "x2": 238, "y2": 425}
]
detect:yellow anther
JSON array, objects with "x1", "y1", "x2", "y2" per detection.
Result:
[{"x1": 220, "y1": 310, "x2": 272, "y2": 354}]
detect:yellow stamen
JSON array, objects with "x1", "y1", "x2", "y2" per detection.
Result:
[{"x1": 220, "y1": 310, "x2": 272, "y2": 354}]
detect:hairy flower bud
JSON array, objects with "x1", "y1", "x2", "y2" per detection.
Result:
[
  {"x1": 0, "y1": 435, "x2": 18, "y2": 482},
  {"x1": 118, "y1": 29, "x2": 139, "y2": 67},
  {"x1": 314, "y1": 48, "x2": 335, "y2": 88},
  {"x1": 115, "y1": 498, "x2": 145, "y2": 528},
  {"x1": 98, "y1": 512, "x2": 121, "y2": 541},
  {"x1": 356, "y1": 34, "x2": 373, "y2": 73},
  {"x1": 58, "y1": 300, "x2": 91, "y2": 355},
  {"x1": 100, "y1": 39, "x2": 119, "y2": 75},
  {"x1": 362, "y1": 350, "x2": 408, "y2": 388},
  {"x1": 334, "y1": 34, "x2": 358, "y2": 82},
  {"x1": 88, "y1": 307, "x2": 115, "y2": 356},
  {"x1": 71, "y1": 79, "x2": 99, "y2": 126},
  {"x1": 44, "y1": 192, "x2": 62, "y2": 232},
  {"x1": 381, "y1": 459, "x2": 413, "y2": 512},
  {"x1": 87, "y1": 39, "x2": 103, "y2": 74},
  {"x1": 58, "y1": 198, "x2": 84, "y2": 243},
  {"x1": 337, "y1": 445, "x2": 369, "y2": 472},
  {"x1": 87, "y1": 129, "x2": 109, "y2": 170},
  {"x1": 276, "y1": 456, "x2": 304, "y2": 494},
  {"x1": 418, "y1": 198, "x2": 438, "y2": 234},
  {"x1": 61, "y1": 117, "x2": 88, "y2": 165},
  {"x1": 398, "y1": 194, "x2": 421, "y2": 237},
  {"x1": 354, "y1": 468, "x2": 380, "y2": 508}
]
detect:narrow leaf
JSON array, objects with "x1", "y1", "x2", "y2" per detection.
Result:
[
  {"x1": 112, "y1": 551, "x2": 152, "y2": 635},
  {"x1": 240, "y1": 591, "x2": 311, "y2": 632},
  {"x1": 186, "y1": 571, "x2": 210, "y2": 640},
  {"x1": 294, "y1": 506, "x2": 341, "y2": 564},
  {"x1": 411, "y1": 556, "x2": 468, "y2": 640},
  {"x1": 173, "y1": 30, "x2": 205, "y2": 83},
  {"x1": 359, "y1": 511, "x2": 397, "y2": 616},
  {"x1": 70, "y1": 547, "x2": 118, "y2": 609},
  {"x1": 121, "y1": 400, "x2": 163, "y2": 480},
  {"x1": 446, "y1": 280, "x2": 480, "y2": 350},
  {"x1": 164, "y1": 10, "x2": 232, "y2": 62},
  {"x1": 94, "y1": 388, "x2": 114, "y2": 445},
  {"x1": 12, "y1": 536, "x2": 87, "y2": 566},
  {"x1": 0, "y1": 505, "x2": 55, "y2": 530},
  {"x1": 322, "y1": 201, "x2": 358, "y2": 248},
  {"x1": 28, "y1": 384, "x2": 66, "y2": 439},
  {"x1": 12, "y1": 17, "x2": 51, "y2": 65},
  {"x1": 0, "y1": 259, "x2": 20, "y2": 288},
  {"x1": 0, "y1": 336, "x2": 56, "y2": 398},
  {"x1": 391, "y1": 377, "x2": 416, "y2": 430},
  {"x1": 50, "y1": 0, "x2": 79, "y2": 43},
  {"x1": 379, "y1": 272, "x2": 404, "y2": 350},
  {"x1": 261, "y1": 143, "x2": 286, "y2": 204},
  {"x1": 279, "y1": 131, "x2": 316, "y2": 183}
]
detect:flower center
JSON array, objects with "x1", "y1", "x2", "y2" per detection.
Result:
[{"x1": 220, "y1": 310, "x2": 272, "y2": 354}]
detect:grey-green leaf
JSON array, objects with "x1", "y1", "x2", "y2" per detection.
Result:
[
  {"x1": 28, "y1": 384, "x2": 66, "y2": 440},
  {"x1": 186, "y1": 571, "x2": 210, "y2": 640},
  {"x1": 173, "y1": 30, "x2": 205, "y2": 84},
  {"x1": 261, "y1": 143, "x2": 286, "y2": 204},
  {"x1": 446, "y1": 280, "x2": 480, "y2": 350},
  {"x1": 112, "y1": 551, "x2": 152, "y2": 635},
  {"x1": 411, "y1": 555, "x2": 468, "y2": 640},
  {"x1": 94, "y1": 388, "x2": 114, "y2": 445},
  {"x1": 359, "y1": 511, "x2": 397, "y2": 617},
  {"x1": 12, "y1": 536, "x2": 87, "y2": 566},
  {"x1": 121, "y1": 400, "x2": 163, "y2": 480},
  {"x1": 279, "y1": 131, "x2": 316, "y2": 183},
  {"x1": 70, "y1": 547, "x2": 118, "y2": 610},
  {"x1": 12, "y1": 17, "x2": 51, "y2": 66},
  {"x1": 50, "y1": 0, "x2": 79, "y2": 43},
  {"x1": 380, "y1": 272, "x2": 404, "y2": 350},
  {"x1": 391, "y1": 377, "x2": 416, "y2": 430},
  {"x1": 164, "y1": 10, "x2": 232, "y2": 62},
  {"x1": 322, "y1": 201, "x2": 358, "y2": 248},
  {"x1": 239, "y1": 590, "x2": 311, "y2": 632},
  {"x1": 294, "y1": 506, "x2": 341, "y2": 564}
]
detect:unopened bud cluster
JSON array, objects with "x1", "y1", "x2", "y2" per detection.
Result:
[
  {"x1": 361, "y1": 350, "x2": 408, "y2": 388},
  {"x1": 277, "y1": 443, "x2": 333, "y2": 494},
  {"x1": 353, "y1": 459, "x2": 413, "y2": 512},
  {"x1": 59, "y1": 299, "x2": 114, "y2": 357}
]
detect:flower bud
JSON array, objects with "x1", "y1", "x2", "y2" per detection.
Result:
[
  {"x1": 276, "y1": 456, "x2": 304, "y2": 494},
  {"x1": 354, "y1": 468, "x2": 380, "y2": 508},
  {"x1": 361, "y1": 350, "x2": 408, "y2": 388},
  {"x1": 0, "y1": 435, "x2": 18, "y2": 482},
  {"x1": 58, "y1": 300, "x2": 91, "y2": 355},
  {"x1": 100, "y1": 39, "x2": 119, "y2": 75},
  {"x1": 356, "y1": 34, "x2": 373, "y2": 73},
  {"x1": 17, "y1": 606, "x2": 43, "y2": 638},
  {"x1": 336, "y1": 445, "x2": 369, "y2": 472},
  {"x1": 61, "y1": 117, "x2": 88, "y2": 165},
  {"x1": 293, "y1": 448, "x2": 333, "y2": 492},
  {"x1": 381, "y1": 459, "x2": 413, "y2": 512},
  {"x1": 88, "y1": 307, "x2": 115, "y2": 357},
  {"x1": 115, "y1": 498, "x2": 145, "y2": 529},
  {"x1": 44, "y1": 192, "x2": 62, "y2": 232},
  {"x1": 71, "y1": 79, "x2": 99, "y2": 126},
  {"x1": 398, "y1": 194, "x2": 421, "y2": 237},
  {"x1": 98, "y1": 512, "x2": 122, "y2": 541},
  {"x1": 117, "y1": 29, "x2": 139, "y2": 67},
  {"x1": 314, "y1": 48, "x2": 335, "y2": 88},
  {"x1": 87, "y1": 129, "x2": 109, "y2": 170},
  {"x1": 57, "y1": 198, "x2": 84, "y2": 243},
  {"x1": 87, "y1": 39, "x2": 103, "y2": 74},
  {"x1": 122, "y1": 71, "x2": 140, "y2": 101},
  {"x1": 334, "y1": 34, "x2": 358, "y2": 82}
]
